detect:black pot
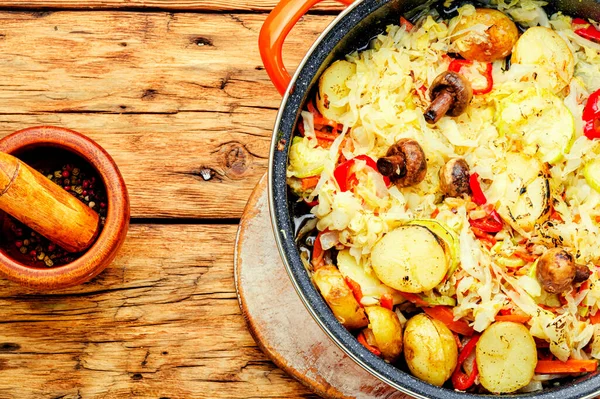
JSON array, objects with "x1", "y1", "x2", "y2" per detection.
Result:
[{"x1": 261, "y1": 0, "x2": 600, "y2": 397}]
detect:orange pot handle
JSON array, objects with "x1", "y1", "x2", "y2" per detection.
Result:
[{"x1": 259, "y1": 0, "x2": 354, "y2": 96}]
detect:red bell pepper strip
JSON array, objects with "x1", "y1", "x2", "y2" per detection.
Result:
[
  {"x1": 452, "y1": 335, "x2": 481, "y2": 390},
  {"x1": 469, "y1": 173, "x2": 487, "y2": 205},
  {"x1": 583, "y1": 89, "x2": 600, "y2": 140},
  {"x1": 380, "y1": 293, "x2": 393, "y2": 310},
  {"x1": 400, "y1": 16, "x2": 414, "y2": 31},
  {"x1": 448, "y1": 59, "x2": 493, "y2": 95},
  {"x1": 535, "y1": 359, "x2": 598, "y2": 374},
  {"x1": 345, "y1": 277, "x2": 364, "y2": 305},
  {"x1": 357, "y1": 331, "x2": 382, "y2": 357},
  {"x1": 334, "y1": 155, "x2": 390, "y2": 192},
  {"x1": 470, "y1": 226, "x2": 497, "y2": 249},
  {"x1": 469, "y1": 209, "x2": 503, "y2": 233},
  {"x1": 304, "y1": 199, "x2": 319, "y2": 207},
  {"x1": 573, "y1": 18, "x2": 600, "y2": 42}
]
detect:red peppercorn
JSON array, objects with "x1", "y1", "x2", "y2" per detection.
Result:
[
  {"x1": 82, "y1": 190, "x2": 88, "y2": 196},
  {"x1": 47, "y1": 244, "x2": 56, "y2": 252},
  {"x1": 15, "y1": 241, "x2": 22, "y2": 248},
  {"x1": 62, "y1": 170, "x2": 70, "y2": 178},
  {"x1": 100, "y1": 202, "x2": 106, "y2": 208},
  {"x1": 64, "y1": 186, "x2": 71, "y2": 191},
  {"x1": 65, "y1": 164, "x2": 73, "y2": 171},
  {"x1": 30, "y1": 250, "x2": 36, "y2": 257},
  {"x1": 88, "y1": 190, "x2": 95, "y2": 197},
  {"x1": 91, "y1": 177, "x2": 96, "y2": 184},
  {"x1": 15, "y1": 229, "x2": 23, "y2": 237},
  {"x1": 83, "y1": 180, "x2": 89, "y2": 189}
]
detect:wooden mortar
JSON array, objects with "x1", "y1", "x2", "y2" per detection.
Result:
[{"x1": 0, "y1": 126, "x2": 129, "y2": 290}]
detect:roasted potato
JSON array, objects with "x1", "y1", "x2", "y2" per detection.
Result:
[
  {"x1": 476, "y1": 321, "x2": 537, "y2": 393},
  {"x1": 312, "y1": 265, "x2": 368, "y2": 330},
  {"x1": 403, "y1": 314, "x2": 458, "y2": 386},
  {"x1": 316, "y1": 60, "x2": 356, "y2": 122},
  {"x1": 512, "y1": 26, "x2": 574, "y2": 92},
  {"x1": 452, "y1": 8, "x2": 519, "y2": 62},
  {"x1": 371, "y1": 225, "x2": 447, "y2": 293},
  {"x1": 364, "y1": 306, "x2": 403, "y2": 362},
  {"x1": 496, "y1": 153, "x2": 551, "y2": 234}
]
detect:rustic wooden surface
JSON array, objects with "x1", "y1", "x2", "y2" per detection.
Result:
[
  {"x1": 0, "y1": 2, "x2": 345, "y2": 398},
  {"x1": 236, "y1": 175, "x2": 412, "y2": 399}
]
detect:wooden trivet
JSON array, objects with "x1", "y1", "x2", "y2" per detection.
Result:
[{"x1": 234, "y1": 174, "x2": 412, "y2": 399}]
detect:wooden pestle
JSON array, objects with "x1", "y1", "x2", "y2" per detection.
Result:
[{"x1": 0, "y1": 152, "x2": 100, "y2": 253}]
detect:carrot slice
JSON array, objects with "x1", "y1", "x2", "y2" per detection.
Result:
[
  {"x1": 494, "y1": 314, "x2": 532, "y2": 323},
  {"x1": 301, "y1": 176, "x2": 320, "y2": 190},
  {"x1": 535, "y1": 359, "x2": 598, "y2": 374},
  {"x1": 424, "y1": 306, "x2": 474, "y2": 336}
]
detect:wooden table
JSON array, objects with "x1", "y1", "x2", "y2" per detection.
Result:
[{"x1": 0, "y1": 2, "x2": 344, "y2": 397}]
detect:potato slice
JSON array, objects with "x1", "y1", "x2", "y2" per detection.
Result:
[
  {"x1": 371, "y1": 226, "x2": 447, "y2": 293},
  {"x1": 316, "y1": 60, "x2": 355, "y2": 122},
  {"x1": 312, "y1": 265, "x2": 368, "y2": 330},
  {"x1": 512, "y1": 26, "x2": 574, "y2": 92},
  {"x1": 476, "y1": 321, "x2": 537, "y2": 393},
  {"x1": 496, "y1": 153, "x2": 550, "y2": 234},
  {"x1": 452, "y1": 8, "x2": 519, "y2": 62},
  {"x1": 403, "y1": 314, "x2": 458, "y2": 386},
  {"x1": 364, "y1": 306, "x2": 403, "y2": 362}
]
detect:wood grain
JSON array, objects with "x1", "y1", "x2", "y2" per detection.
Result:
[
  {"x1": 0, "y1": 11, "x2": 335, "y2": 219},
  {"x1": 0, "y1": 0, "x2": 345, "y2": 12},
  {"x1": 0, "y1": 223, "x2": 319, "y2": 399}
]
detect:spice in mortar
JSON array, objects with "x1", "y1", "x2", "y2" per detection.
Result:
[{"x1": 2, "y1": 163, "x2": 107, "y2": 267}]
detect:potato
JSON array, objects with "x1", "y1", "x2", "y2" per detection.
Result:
[
  {"x1": 364, "y1": 306, "x2": 403, "y2": 362},
  {"x1": 496, "y1": 153, "x2": 550, "y2": 234},
  {"x1": 312, "y1": 265, "x2": 368, "y2": 330},
  {"x1": 452, "y1": 8, "x2": 519, "y2": 62},
  {"x1": 316, "y1": 60, "x2": 356, "y2": 122},
  {"x1": 512, "y1": 26, "x2": 574, "y2": 92},
  {"x1": 476, "y1": 321, "x2": 537, "y2": 393},
  {"x1": 371, "y1": 226, "x2": 447, "y2": 293},
  {"x1": 403, "y1": 314, "x2": 458, "y2": 386}
]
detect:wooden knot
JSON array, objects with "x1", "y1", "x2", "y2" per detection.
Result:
[{"x1": 216, "y1": 142, "x2": 252, "y2": 178}]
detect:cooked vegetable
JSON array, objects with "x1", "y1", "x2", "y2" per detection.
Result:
[
  {"x1": 452, "y1": 335, "x2": 480, "y2": 390},
  {"x1": 535, "y1": 359, "x2": 598, "y2": 374},
  {"x1": 424, "y1": 71, "x2": 473, "y2": 124},
  {"x1": 371, "y1": 226, "x2": 447, "y2": 293},
  {"x1": 335, "y1": 155, "x2": 389, "y2": 192},
  {"x1": 403, "y1": 313, "x2": 458, "y2": 386},
  {"x1": 439, "y1": 158, "x2": 470, "y2": 197},
  {"x1": 584, "y1": 158, "x2": 600, "y2": 193},
  {"x1": 496, "y1": 153, "x2": 551, "y2": 233},
  {"x1": 512, "y1": 26, "x2": 574, "y2": 92},
  {"x1": 377, "y1": 139, "x2": 427, "y2": 187},
  {"x1": 364, "y1": 306, "x2": 403, "y2": 362},
  {"x1": 497, "y1": 88, "x2": 574, "y2": 164},
  {"x1": 476, "y1": 322, "x2": 537, "y2": 393},
  {"x1": 336, "y1": 249, "x2": 400, "y2": 299},
  {"x1": 448, "y1": 60, "x2": 493, "y2": 95},
  {"x1": 316, "y1": 60, "x2": 355, "y2": 122},
  {"x1": 312, "y1": 265, "x2": 368, "y2": 330},
  {"x1": 405, "y1": 219, "x2": 459, "y2": 279},
  {"x1": 469, "y1": 173, "x2": 487, "y2": 205},
  {"x1": 583, "y1": 89, "x2": 600, "y2": 140},
  {"x1": 452, "y1": 8, "x2": 519, "y2": 62},
  {"x1": 288, "y1": 137, "x2": 328, "y2": 178},
  {"x1": 536, "y1": 248, "x2": 591, "y2": 294}
]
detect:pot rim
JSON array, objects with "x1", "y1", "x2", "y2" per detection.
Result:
[
  {"x1": 267, "y1": 1, "x2": 600, "y2": 398},
  {"x1": 0, "y1": 126, "x2": 130, "y2": 290}
]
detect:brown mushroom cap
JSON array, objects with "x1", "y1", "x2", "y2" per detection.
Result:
[
  {"x1": 536, "y1": 248, "x2": 591, "y2": 294},
  {"x1": 439, "y1": 158, "x2": 471, "y2": 197},
  {"x1": 424, "y1": 71, "x2": 473, "y2": 124},
  {"x1": 377, "y1": 138, "x2": 427, "y2": 188}
]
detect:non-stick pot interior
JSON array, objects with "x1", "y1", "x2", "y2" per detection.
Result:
[{"x1": 269, "y1": 0, "x2": 600, "y2": 398}]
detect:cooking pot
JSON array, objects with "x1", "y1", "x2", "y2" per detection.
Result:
[{"x1": 260, "y1": 0, "x2": 600, "y2": 397}]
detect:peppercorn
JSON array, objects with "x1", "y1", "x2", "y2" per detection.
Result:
[
  {"x1": 19, "y1": 246, "x2": 27, "y2": 254},
  {"x1": 54, "y1": 171, "x2": 62, "y2": 178},
  {"x1": 72, "y1": 168, "x2": 80, "y2": 176}
]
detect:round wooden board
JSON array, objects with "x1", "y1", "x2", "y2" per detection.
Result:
[{"x1": 234, "y1": 174, "x2": 413, "y2": 399}]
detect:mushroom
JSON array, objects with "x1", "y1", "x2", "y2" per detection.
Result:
[
  {"x1": 536, "y1": 248, "x2": 592, "y2": 294},
  {"x1": 424, "y1": 71, "x2": 473, "y2": 124},
  {"x1": 439, "y1": 158, "x2": 470, "y2": 197},
  {"x1": 377, "y1": 139, "x2": 427, "y2": 187}
]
